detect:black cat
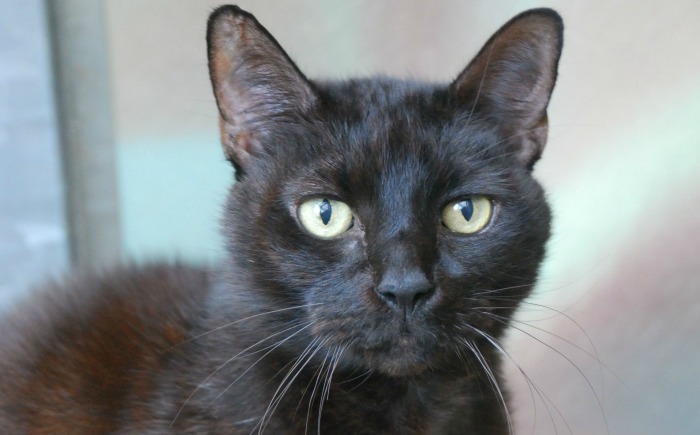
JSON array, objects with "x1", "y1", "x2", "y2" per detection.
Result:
[{"x1": 0, "y1": 5, "x2": 563, "y2": 434}]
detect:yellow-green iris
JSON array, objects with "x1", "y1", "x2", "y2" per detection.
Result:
[
  {"x1": 442, "y1": 196, "x2": 492, "y2": 234},
  {"x1": 298, "y1": 198, "x2": 353, "y2": 238}
]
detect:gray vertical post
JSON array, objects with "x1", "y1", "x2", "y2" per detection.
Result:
[
  {"x1": 0, "y1": 0, "x2": 69, "y2": 308},
  {"x1": 47, "y1": 0, "x2": 122, "y2": 267}
]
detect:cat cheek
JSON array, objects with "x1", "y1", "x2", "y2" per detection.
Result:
[
  {"x1": 435, "y1": 245, "x2": 476, "y2": 281},
  {"x1": 308, "y1": 276, "x2": 374, "y2": 339}
]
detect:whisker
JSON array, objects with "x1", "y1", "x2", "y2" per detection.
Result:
[
  {"x1": 459, "y1": 337, "x2": 514, "y2": 433},
  {"x1": 203, "y1": 322, "x2": 315, "y2": 422},
  {"x1": 465, "y1": 324, "x2": 577, "y2": 435},
  {"x1": 324, "y1": 346, "x2": 344, "y2": 402},
  {"x1": 476, "y1": 312, "x2": 610, "y2": 434},
  {"x1": 469, "y1": 283, "x2": 538, "y2": 298},
  {"x1": 469, "y1": 259, "x2": 608, "y2": 308},
  {"x1": 316, "y1": 345, "x2": 344, "y2": 434},
  {"x1": 469, "y1": 286, "x2": 609, "y2": 379},
  {"x1": 478, "y1": 309, "x2": 614, "y2": 380},
  {"x1": 305, "y1": 343, "x2": 331, "y2": 435},
  {"x1": 483, "y1": 296, "x2": 621, "y2": 387},
  {"x1": 257, "y1": 338, "x2": 324, "y2": 435},
  {"x1": 339, "y1": 367, "x2": 374, "y2": 392},
  {"x1": 170, "y1": 320, "x2": 311, "y2": 427},
  {"x1": 165, "y1": 304, "x2": 323, "y2": 351}
]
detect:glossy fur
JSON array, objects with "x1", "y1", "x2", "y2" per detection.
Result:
[{"x1": 0, "y1": 5, "x2": 563, "y2": 434}]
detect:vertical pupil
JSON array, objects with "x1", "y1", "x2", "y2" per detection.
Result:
[
  {"x1": 319, "y1": 199, "x2": 332, "y2": 225},
  {"x1": 459, "y1": 199, "x2": 474, "y2": 221}
]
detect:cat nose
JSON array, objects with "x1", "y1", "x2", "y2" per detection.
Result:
[{"x1": 376, "y1": 269, "x2": 433, "y2": 315}]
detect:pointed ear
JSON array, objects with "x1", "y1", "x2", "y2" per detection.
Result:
[
  {"x1": 207, "y1": 6, "x2": 317, "y2": 177},
  {"x1": 451, "y1": 9, "x2": 563, "y2": 169}
]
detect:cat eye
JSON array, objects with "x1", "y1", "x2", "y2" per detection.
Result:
[
  {"x1": 298, "y1": 198, "x2": 354, "y2": 239},
  {"x1": 441, "y1": 196, "x2": 493, "y2": 234}
]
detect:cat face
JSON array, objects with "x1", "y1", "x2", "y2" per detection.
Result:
[{"x1": 208, "y1": 7, "x2": 562, "y2": 376}]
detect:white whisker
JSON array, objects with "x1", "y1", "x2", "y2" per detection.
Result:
[
  {"x1": 170, "y1": 320, "x2": 311, "y2": 427},
  {"x1": 203, "y1": 322, "x2": 315, "y2": 422},
  {"x1": 475, "y1": 311, "x2": 610, "y2": 434},
  {"x1": 459, "y1": 336, "x2": 513, "y2": 433},
  {"x1": 256, "y1": 338, "x2": 324, "y2": 435},
  {"x1": 305, "y1": 343, "x2": 331, "y2": 435},
  {"x1": 165, "y1": 304, "x2": 323, "y2": 352}
]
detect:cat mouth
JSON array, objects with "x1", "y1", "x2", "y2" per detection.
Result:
[
  {"x1": 358, "y1": 332, "x2": 435, "y2": 376},
  {"x1": 311, "y1": 308, "x2": 440, "y2": 376}
]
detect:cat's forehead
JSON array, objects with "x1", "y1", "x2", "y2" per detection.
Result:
[
  {"x1": 264, "y1": 77, "x2": 520, "y2": 211},
  {"x1": 318, "y1": 77, "x2": 442, "y2": 123},
  {"x1": 318, "y1": 79, "x2": 502, "y2": 170},
  {"x1": 278, "y1": 95, "x2": 511, "y2": 207}
]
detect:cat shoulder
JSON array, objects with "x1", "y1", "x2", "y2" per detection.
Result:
[
  {"x1": 1, "y1": 263, "x2": 210, "y2": 360},
  {"x1": 0, "y1": 263, "x2": 210, "y2": 431}
]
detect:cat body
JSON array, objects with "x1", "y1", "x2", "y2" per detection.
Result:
[
  {"x1": 0, "y1": 266, "x2": 499, "y2": 434},
  {"x1": 0, "y1": 6, "x2": 563, "y2": 434}
]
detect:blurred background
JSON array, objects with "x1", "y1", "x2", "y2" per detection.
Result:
[{"x1": 1, "y1": 0, "x2": 698, "y2": 433}]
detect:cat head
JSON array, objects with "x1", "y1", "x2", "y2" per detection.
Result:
[{"x1": 207, "y1": 6, "x2": 562, "y2": 376}]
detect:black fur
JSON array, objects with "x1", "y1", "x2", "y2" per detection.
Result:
[{"x1": 0, "y1": 5, "x2": 563, "y2": 433}]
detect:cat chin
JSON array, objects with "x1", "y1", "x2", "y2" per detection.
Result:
[
  {"x1": 374, "y1": 359, "x2": 431, "y2": 378},
  {"x1": 351, "y1": 337, "x2": 438, "y2": 377},
  {"x1": 344, "y1": 352, "x2": 429, "y2": 378}
]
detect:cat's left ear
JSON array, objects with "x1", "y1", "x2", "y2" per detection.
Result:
[
  {"x1": 207, "y1": 6, "x2": 317, "y2": 177},
  {"x1": 451, "y1": 9, "x2": 563, "y2": 169}
]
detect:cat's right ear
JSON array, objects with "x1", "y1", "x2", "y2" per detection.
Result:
[
  {"x1": 207, "y1": 6, "x2": 317, "y2": 178},
  {"x1": 450, "y1": 9, "x2": 563, "y2": 170}
]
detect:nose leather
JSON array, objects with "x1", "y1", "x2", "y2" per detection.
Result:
[{"x1": 376, "y1": 267, "x2": 432, "y2": 315}]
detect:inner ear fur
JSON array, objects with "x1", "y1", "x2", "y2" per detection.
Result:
[
  {"x1": 207, "y1": 5, "x2": 317, "y2": 176},
  {"x1": 451, "y1": 9, "x2": 564, "y2": 169}
]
